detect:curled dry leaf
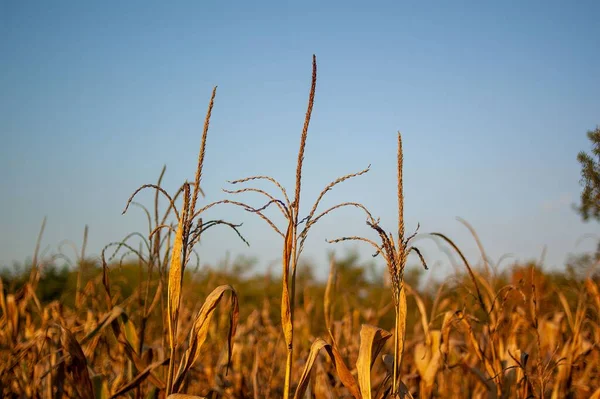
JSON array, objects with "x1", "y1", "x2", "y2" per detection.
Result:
[
  {"x1": 294, "y1": 337, "x2": 361, "y2": 399},
  {"x1": 57, "y1": 324, "x2": 94, "y2": 399},
  {"x1": 356, "y1": 324, "x2": 393, "y2": 399},
  {"x1": 172, "y1": 285, "x2": 239, "y2": 393},
  {"x1": 414, "y1": 330, "x2": 442, "y2": 397}
]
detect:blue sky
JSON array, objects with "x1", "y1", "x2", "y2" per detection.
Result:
[{"x1": 1, "y1": 1, "x2": 599, "y2": 281}]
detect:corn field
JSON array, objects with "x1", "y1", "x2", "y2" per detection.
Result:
[{"x1": 1, "y1": 56, "x2": 599, "y2": 399}]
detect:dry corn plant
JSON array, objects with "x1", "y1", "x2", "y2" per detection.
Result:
[
  {"x1": 424, "y1": 221, "x2": 600, "y2": 399},
  {"x1": 195, "y1": 55, "x2": 372, "y2": 398},
  {"x1": 327, "y1": 132, "x2": 429, "y2": 398},
  {"x1": 119, "y1": 87, "x2": 247, "y2": 397},
  {"x1": 3, "y1": 55, "x2": 600, "y2": 399},
  {"x1": 427, "y1": 229, "x2": 534, "y2": 398}
]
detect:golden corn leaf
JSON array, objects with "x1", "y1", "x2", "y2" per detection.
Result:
[
  {"x1": 440, "y1": 311, "x2": 453, "y2": 361},
  {"x1": 80, "y1": 306, "x2": 124, "y2": 346},
  {"x1": 122, "y1": 314, "x2": 140, "y2": 353},
  {"x1": 585, "y1": 278, "x2": 600, "y2": 312},
  {"x1": 58, "y1": 324, "x2": 94, "y2": 399},
  {"x1": 356, "y1": 324, "x2": 393, "y2": 399},
  {"x1": 172, "y1": 285, "x2": 239, "y2": 393},
  {"x1": 167, "y1": 207, "x2": 185, "y2": 350},
  {"x1": 294, "y1": 337, "x2": 361, "y2": 399},
  {"x1": 395, "y1": 286, "x2": 408, "y2": 378},
  {"x1": 414, "y1": 330, "x2": 441, "y2": 388},
  {"x1": 6, "y1": 294, "x2": 18, "y2": 340},
  {"x1": 111, "y1": 358, "x2": 170, "y2": 399},
  {"x1": 281, "y1": 220, "x2": 294, "y2": 347},
  {"x1": 457, "y1": 312, "x2": 495, "y2": 379},
  {"x1": 146, "y1": 279, "x2": 163, "y2": 317},
  {"x1": 557, "y1": 291, "x2": 575, "y2": 332}
]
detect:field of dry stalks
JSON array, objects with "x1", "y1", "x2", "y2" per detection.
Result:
[{"x1": 1, "y1": 56, "x2": 599, "y2": 399}]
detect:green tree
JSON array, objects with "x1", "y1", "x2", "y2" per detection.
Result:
[{"x1": 576, "y1": 126, "x2": 600, "y2": 221}]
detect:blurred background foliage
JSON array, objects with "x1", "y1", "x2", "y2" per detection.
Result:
[{"x1": 2, "y1": 247, "x2": 597, "y2": 339}]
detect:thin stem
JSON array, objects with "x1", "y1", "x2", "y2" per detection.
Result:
[
  {"x1": 393, "y1": 303, "x2": 399, "y2": 395},
  {"x1": 283, "y1": 54, "x2": 317, "y2": 399}
]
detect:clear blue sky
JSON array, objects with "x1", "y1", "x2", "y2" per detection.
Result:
[{"x1": 1, "y1": 1, "x2": 599, "y2": 281}]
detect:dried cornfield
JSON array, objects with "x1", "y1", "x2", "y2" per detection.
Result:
[{"x1": 1, "y1": 56, "x2": 599, "y2": 399}]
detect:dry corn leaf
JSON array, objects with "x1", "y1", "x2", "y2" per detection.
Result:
[
  {"x1": 172, "y1": 284, "x2": 239, "y2": 393},
  {"x1": 456, "y1": 312, "x2": 495, "y2": 379},
  {"x1": 440, "y1": 311, "x2": 453, "y2": 362},
  {"x1": 557, "y1": 291, "x2": 574, "y2": 332},
  {"x1": 294, "y1": 337, "x2": 361, "y2": 399},
  {"x1": 122, "y1": 313, "x2": 140, "y2": 353},
  {"x1": 281, "y1": 220, "x2": 294, "y2": 348},
  {"x1": 585, "y1": 278, "x2": 600, "y2": 313},
  {"x1": 111, "y1": 357, "x2": 169, "y2": 398},
  {"x1": 6, "y1": 294, "x2": 18, "y2": 341},
  {"x1": 80, "y1": 306, "x2": 124, "y2": 346},
  {"x1": 168, "y1": 204, "x2": 186, "y2": 350},
  {"x1": 146, "y1": 279, "x2": 163, "y2": 317},
  {"x1": 357, "y1": 324, "x2": 393, "y2": 399},
  {"x1": 414, "y1": 330, "x2": 441, "y2": 391},
  {"x1": 58, "y1": 324, "x2": 94, "y2": 399},
  {"x1": 395, "y1": 286, "x2": 408, "y2": 379}
]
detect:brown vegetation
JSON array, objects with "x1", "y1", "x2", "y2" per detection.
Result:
[{"x1": 1, "y1": 56, "x2": 599, "y2": 398}]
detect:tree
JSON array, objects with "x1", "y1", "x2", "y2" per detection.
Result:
[{"x1": 576, "y1": 126, "x2": 600, "y2": 222}]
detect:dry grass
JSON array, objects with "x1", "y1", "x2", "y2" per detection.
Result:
[{"x1": 1, "y1": 56, "x2": 599, "y2": 399}]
